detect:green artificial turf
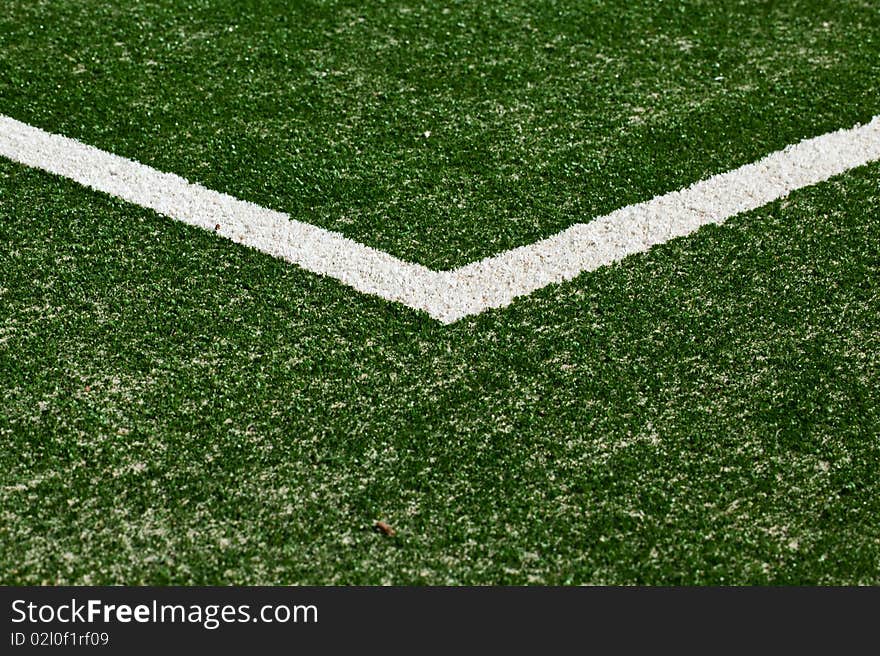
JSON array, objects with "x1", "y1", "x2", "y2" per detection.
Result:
[{"x1": 1, "y1": 0, "x2": 879, "y2": 584}]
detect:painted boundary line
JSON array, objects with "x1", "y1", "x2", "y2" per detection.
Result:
[{"x1": 1, "y1": 114, "x2": 879, "y2": 323}]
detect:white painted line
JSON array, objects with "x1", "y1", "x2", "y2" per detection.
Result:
[
  {"x1": 0, "y1": 116, "x2": 444, "y2": 317},
  {"x1": 1, "y1": 114, "x2": 879, "y2": 323}
]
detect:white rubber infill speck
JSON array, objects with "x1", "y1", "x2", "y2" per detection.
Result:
[{"x1": 1, "y1": 114, "x2": 879, "y2": 323}]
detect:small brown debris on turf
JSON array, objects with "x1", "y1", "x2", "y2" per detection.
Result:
[{"x1": 374, "y1": 520, "x2": 395, "y2": 537}]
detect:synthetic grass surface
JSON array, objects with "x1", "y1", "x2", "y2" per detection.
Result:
[
  {"x1": 1, "y1": 0, "x2": 878, "y2": 267},
  {"x1": 1, "y1": 155, "x2": 878, "y2": 584},
  {"x1": 1, "y1": 0, "x2": 879, "y2": 584}
]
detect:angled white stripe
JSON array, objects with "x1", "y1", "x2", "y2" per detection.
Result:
[{"x1": 1, "y1": 114, "x2": 879, "y2": 323}]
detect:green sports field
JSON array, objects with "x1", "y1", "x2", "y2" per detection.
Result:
[{"x1": 1, "y1": 0, "x2": 879, "y2": 584}]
